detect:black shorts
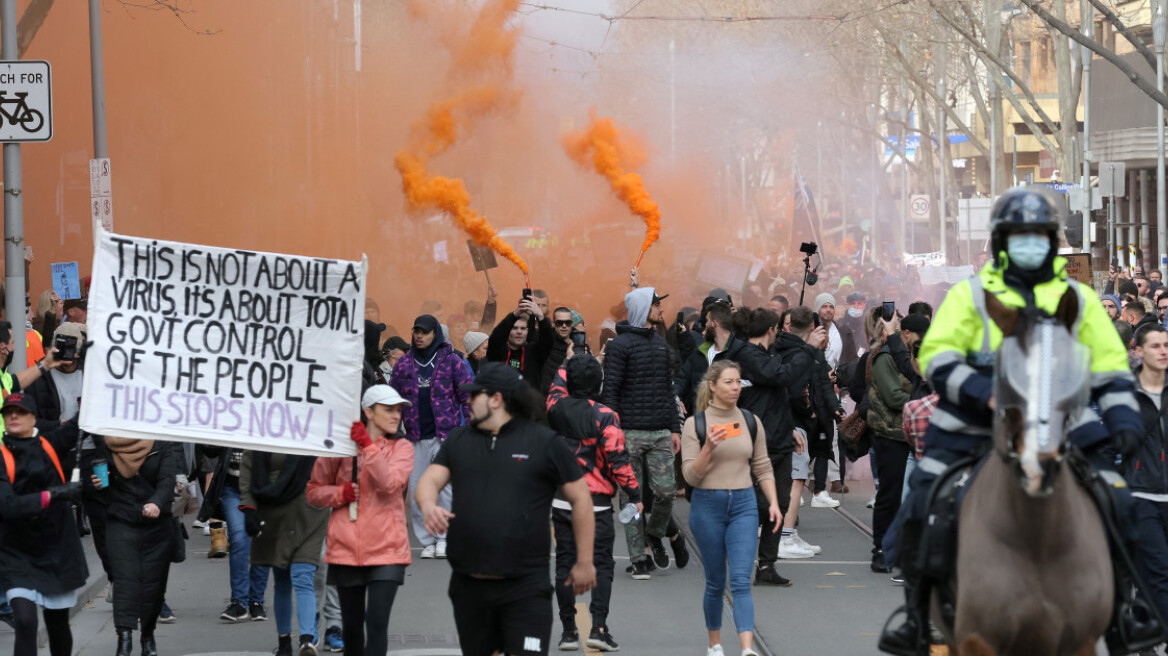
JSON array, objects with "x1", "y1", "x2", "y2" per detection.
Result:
[{"x1": 449, "y1": 572, "x2": 553, "y2": 656}]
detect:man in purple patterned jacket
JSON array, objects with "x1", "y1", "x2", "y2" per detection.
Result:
[{"x1": 392, "y1": 314, "x2": 474, "y2": 559}]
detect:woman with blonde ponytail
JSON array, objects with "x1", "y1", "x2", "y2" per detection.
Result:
[{"x1": 681, "y1": 360, "x2": 779, "y2": 656}]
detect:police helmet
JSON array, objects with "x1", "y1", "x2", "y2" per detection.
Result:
[{"x1": 989, "y1": 187, "x2": 1062, "y2": 256}]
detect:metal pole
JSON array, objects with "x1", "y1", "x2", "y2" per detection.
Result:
[
  {"x1": 937, "y1": 35, "x2": 948, "y2": 259},
  {"x1": 1157, "y1": 14, "x2": 1166, "y2": 277},
  {"x1": 89, "y1": 0, "x2": 109, "y2": 160},
  {"x1": 1012, "y1": 133, "x2": 1018, "y2": 186},
  {"x1": 1081, "y1": 2, "x2": 1094, "y2": 255},
  {"x1": 2, "y1": 0, "x2": 26, "y2": 371}
]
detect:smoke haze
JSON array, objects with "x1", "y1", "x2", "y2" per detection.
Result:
[{"x1": 13, "y1": 0, "x2": 841, "y2": 341}]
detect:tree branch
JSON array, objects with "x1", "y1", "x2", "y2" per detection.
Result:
[
  {"x1": 1018, "y1": 0, "x2": 1168, "y2": 110},
  {"x1": 1086, "y1": 0, "x2": 1157, "y2": 75},
  {"x1": 877, "y1": 24, "x2": 992, "y2": 160},
  {"x1": 17, "y1": 0, "x2": 56, "y2": 58},
  {"x1": 930, "y1": 0, "x2": 1060, "y2": 135}
]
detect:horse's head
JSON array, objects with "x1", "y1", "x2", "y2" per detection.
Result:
[{"x1": 987, "y1": 289, "x2": 1090, "y2": 497}]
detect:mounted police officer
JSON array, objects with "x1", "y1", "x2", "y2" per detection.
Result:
[{"x1": 878, "y1": 187, "x2": 1156, "y2": 655}]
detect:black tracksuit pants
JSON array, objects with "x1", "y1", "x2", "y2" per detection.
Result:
[{"x1": 553, "y1": 507, "x2": 615, "y2": 630}]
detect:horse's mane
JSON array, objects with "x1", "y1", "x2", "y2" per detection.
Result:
[{"x1": 983, "y1": 285, "x2": 1079, "y2": 351}]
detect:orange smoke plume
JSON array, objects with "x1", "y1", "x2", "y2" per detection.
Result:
[
  {"x1": 563, "y1": 110, "x2": 661, "y2": 264},
  {"x1": 394, "y1": 0, "x2": 529, "y2": 274}
]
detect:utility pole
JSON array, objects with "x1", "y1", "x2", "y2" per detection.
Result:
[
  {"x1": 89, "y1": 0, "x2": 108, "y2": 161},
  {"x1": 2, "y1": 0, "x2": 27, "y2": 371},
  {"x1": 1153, "y1": 0, "x2": 1166, "y2": 276},
  {"x1": 936, "y1": 32, "x2": 948, "y2": 259},
  {"x1": 1081, "y1": 1, "x2": 1093, "y2": 254}
]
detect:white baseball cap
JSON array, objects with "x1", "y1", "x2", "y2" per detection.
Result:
[{"x1": 361, "y1": 385, "x2": 411, "y2": 409}]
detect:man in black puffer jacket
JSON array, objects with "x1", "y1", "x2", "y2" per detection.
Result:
[
  {"x1": 719, "y1": 308, "x2": 814, "y2": 581},
  {"x1": 601, "y1": 286, "x2": 681, "y2": 580}
]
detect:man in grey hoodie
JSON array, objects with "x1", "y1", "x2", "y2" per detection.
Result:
[{"x1": 601, "y1": 287, "x2": 682, "y2": 580}]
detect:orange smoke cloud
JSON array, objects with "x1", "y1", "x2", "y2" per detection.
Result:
[
  {"x1": 394, "y1": 0, "x2": 529, "y2": 274},
  {"x1": 563, "y1": 110, "x2": 662, "y2": 262}
]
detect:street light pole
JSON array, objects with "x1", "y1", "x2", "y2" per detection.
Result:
[
  {"x1": 1081, "y1": 2, "x2": 1093, "y2": 254},
  {"x1": 1153, "y1": 0, "x2": 1166, "y2": 277}
]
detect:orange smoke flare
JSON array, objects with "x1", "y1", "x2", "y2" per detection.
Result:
[
  {"x1": 394, "y1": 0, "x2": 529, "y2": 274},
  {"x1": 563, "y1": 110, "x2": 662, "y2": 263}
]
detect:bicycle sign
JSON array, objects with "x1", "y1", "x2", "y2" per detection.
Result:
[{"x1": 0, "y1": 61, "x2": 51, "y2": 142}]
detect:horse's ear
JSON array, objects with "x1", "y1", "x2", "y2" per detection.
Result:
[
  {"x1": 1054, "y1": 287, "x2": 1079, "y2": 332},
  {"x1": 984, "y1": 290, "x2": 1018, "y2": 336}
]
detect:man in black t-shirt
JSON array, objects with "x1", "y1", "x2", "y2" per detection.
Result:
[{"x1": 416, "y1": 362, "x2": 596, "y2": 656}]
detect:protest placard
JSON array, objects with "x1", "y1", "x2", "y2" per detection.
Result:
[
  {"x1": 50, "y1": 261, "x2": 81, "y2": 300},
  {"x1": 1063, "y1": 253, "x2": 1092, "y2": 286},
  {"x1": 79, "y1": 228, "x2": 366, "y2": 457}
]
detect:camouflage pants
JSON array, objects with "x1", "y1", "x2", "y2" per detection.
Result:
[{"x1": 620, "y1": 429, "x2": 675, "y2": 564}]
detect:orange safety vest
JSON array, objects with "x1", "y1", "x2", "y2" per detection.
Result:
[{"x1": 0, "y1": 436, "x2": 64, "y2": 484}]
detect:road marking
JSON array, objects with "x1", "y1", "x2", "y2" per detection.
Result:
[
  {"x1": 814, "y1": 585, "x2": 835, "y2": 589},
  {"x1": 826, "y1": 571, "x2": 846, "y2": 576},
  {"x1": 845, "y1": 585, "x2": 867, "y2": 589}
]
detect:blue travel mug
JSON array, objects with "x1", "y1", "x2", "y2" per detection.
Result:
[{"x1": 92, "y1": 458, "x2": 109, "y2": 488}]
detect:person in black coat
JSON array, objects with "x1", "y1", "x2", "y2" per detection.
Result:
[
  {"x1": 90, "y1": 438, "x2": 183, "y2": 656},
  {"x1": 0, "y1": 393, "x2": 84, "y2": 656},
  {"x1": 486, "y1": 296, "x2": 554, "y2": 392}
]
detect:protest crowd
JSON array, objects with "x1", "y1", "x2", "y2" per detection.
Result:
[{"x1": 6, "y1": 188, "x2": 1168, "y2": 656}]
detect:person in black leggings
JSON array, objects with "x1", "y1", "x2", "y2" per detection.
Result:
[
  {"x1": 0, "y1": 392, "x2": 86, "y2": 656},
  {"x1": 306, "y1": 385, "x2": 415, "y2": 656}
]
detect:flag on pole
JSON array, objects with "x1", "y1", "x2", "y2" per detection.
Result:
[{"x1": 793, "y1": 161, "x2": 823, "y2": 247}]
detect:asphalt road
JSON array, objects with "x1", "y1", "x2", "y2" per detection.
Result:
[{"x1": 0, "y1": 475, "x2": 907, "y2": 655}]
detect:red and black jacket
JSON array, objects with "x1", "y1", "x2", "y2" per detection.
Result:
[{"x1": 546, "y1": 366, "x2": 641, "y2": 505}]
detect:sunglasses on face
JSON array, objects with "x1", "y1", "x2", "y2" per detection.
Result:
[{"x1": 553, "y1": 320, "x2": 573, "y2": 328}]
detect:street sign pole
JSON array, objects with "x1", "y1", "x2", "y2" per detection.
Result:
[
  {"x1": 1, "y1": 0, "x2": 26, "y2": 371},
  {"x1": 89, "y1": 0, "x2": 110, "y2": 231}
]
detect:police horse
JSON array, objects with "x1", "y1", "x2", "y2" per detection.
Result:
[{"x1": 926, "y1": 291, "x2": 1153, "y2": 656}]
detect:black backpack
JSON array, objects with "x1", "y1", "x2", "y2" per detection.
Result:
[{"x1": 685, "y1": 410, "x2": 759, "y2": 501}]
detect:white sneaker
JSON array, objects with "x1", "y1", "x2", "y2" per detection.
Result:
[
  {"x1": 866, "y1": 495, "x2": 876, "y2": 508},
  {"x1": 435, "y1": 540, "x2": 447, "y2": 559},
  {"x1": 798, "y1": 494, "x2": 804, "y2": 507},
  {"x1": 791, "y1": 530, "x2": 822, "y2": 555},
  {"x1": 202, "y1": 524, "x2": 210, "y2": 536},
  {"x1": 191, "y1": 519, "x2": 208, "y2": 529},
  {"x1": 707, "y1": 645, "x2": 724, "y2": 656},
  {"x1": 777, "y1": 536, "x2": 815, "y2": 559},
  {"x1": 420, "y1": 544, "x2": 436, "y2": 559},
  {"x1": 741, "y1": 648, "x2": 759, "y2": 656},
  {"x1": 811, "y1": 491, "x2": 840, "y2": 508}
]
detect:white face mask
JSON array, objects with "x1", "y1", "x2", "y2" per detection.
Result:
[
  {"x1": 846, "y1": 308, "x2": 864, "y2": 318},
  {"x1": 1006, "y1": 233, "x2": 1050, "y2": 271}
]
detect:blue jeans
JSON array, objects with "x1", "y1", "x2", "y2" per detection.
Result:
[
  {"x1": 274, "y1": 563, "x2": 318, "y2": 641},
  {"x1": 688, "y1": 487, "x2": 757, "y2": 634},
  {"x1": 221, "y1": 484, "x2": 270, "y2": 604}
]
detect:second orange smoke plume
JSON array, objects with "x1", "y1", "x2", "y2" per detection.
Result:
[
  {"x1": 394, "y1": 0, "x2": 528, "y2": 274},
  {"x1": 563, "y1": 111, "x2": 662, "y2": 265}
]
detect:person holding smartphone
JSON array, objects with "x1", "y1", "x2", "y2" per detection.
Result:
[
  {"x1": 682, "y1": 361, "x2": 778, "y2": 656},
  {"x1": 486, "y1": 294, "x2": 554, "y2": 393}
]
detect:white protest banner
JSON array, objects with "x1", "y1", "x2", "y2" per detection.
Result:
[
  {"x1": 903, "y1": 251, "x2": 947, "y2": 267},
  {"x1": 917, "y1": 265, "x2": 975, "y2": 286},
  {"x1": 79, "y1": 227, "x2": 366, "y2": 457}
]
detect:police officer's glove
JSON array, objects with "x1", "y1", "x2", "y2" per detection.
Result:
[
  {"x1": 1114, "y1": 429, "x2": 1141, "y2": 461},
  {"x1": 47, "y1": 482, "x2": 82, "y2": 504},
  {"x1": 240, "y1": 506, "x2": 263, "y2": 538}
]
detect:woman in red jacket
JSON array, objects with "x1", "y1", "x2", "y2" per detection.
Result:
[{"x1": 306, "y1": 386, "x2": 414, "y2": 656}]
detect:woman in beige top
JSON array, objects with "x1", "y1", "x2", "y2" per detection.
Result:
[{"x1": 682, "y1": 360, "x2": 779, "y2": 656}]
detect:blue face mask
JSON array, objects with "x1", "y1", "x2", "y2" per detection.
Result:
[
  {"x1": 1006, "y1": 233, "x2": 1050, "y2": 271},
  {"x1": 846, "y1": 307, "x2": 864, "y2": 318}
]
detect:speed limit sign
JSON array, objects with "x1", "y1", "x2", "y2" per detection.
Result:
[{"x1": 910, "y1": 194, "x2": 930, "y2": 221}]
